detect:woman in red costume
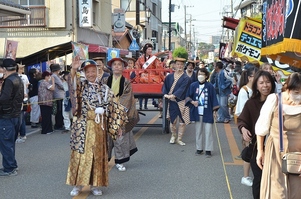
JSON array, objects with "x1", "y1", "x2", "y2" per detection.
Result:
[{"x1": 134, "y1": 43, "x2": 164, "y2": 84}]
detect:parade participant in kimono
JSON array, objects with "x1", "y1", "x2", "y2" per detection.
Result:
[
  {"x1": 185, "y1": 59, "x2": 197, "y2": 82},
  {"x1": 162, "y1": 56, "x2": 191, "y2": 146},
  {"x1": 92, "y1": 57, "x2": 110, "y2": 79},
  {"x1": 66, "y1": 59, "x2": 128, "y2": 196},
  {"x1": 186, "y1": 68, "x2": 219, "y2": 157},
  {"x1": 103, "y1": 57, "x2": 139, "y2": 172},
  {"x1": 134, "y1": 43, "x2": 165, "y2": 83}
]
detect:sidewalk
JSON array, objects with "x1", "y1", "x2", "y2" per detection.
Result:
[{"x1": 25, "y1": 124, "x2": 41, "y2": 136}]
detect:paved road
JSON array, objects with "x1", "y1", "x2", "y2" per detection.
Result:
[{"x1": 0, "y1": 108, "x2": 253, "y2": 199}]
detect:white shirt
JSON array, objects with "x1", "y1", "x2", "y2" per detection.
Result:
[
  {"x1": 234, "y1": 85, "x2": 252, "y2": 116},
  {"x1": 19, "y1": 74, "x2": 29, "y2": 96}
]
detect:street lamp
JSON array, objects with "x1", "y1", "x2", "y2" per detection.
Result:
[{"x1": 145, "y1": 7, "x2": 151, "y2": 23}]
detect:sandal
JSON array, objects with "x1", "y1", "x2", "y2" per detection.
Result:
[
  {"x1": 91, "y1": 186, "x2": 103, "y2": 196},
  {"x1": 224, "y1": 119, "x2": 230, "y2": 123},
  {"x1": 70, "y1": 186, "x2": 83, "y2": 196}
]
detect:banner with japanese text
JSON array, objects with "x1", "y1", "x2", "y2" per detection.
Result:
[
  {"x1": 261, "y1": 0, "x2": 301, "y2": 70},
  {"x1": 78, "y1": 0, "x2": 92, "y2": 27},
  {"x1": 232, "y1": 17, "x2": 262, "y2": 64}
]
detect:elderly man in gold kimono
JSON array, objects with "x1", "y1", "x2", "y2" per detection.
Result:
[
  {"x1": 103, "y1": 57, "x2": 139, "y2": 172},
  {"x1": 66, "y1": 59, "x2": 128, "y2": 197}
]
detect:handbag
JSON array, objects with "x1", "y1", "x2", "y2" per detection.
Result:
[
  {"x1": 279, "y1": 92, "x2": 301, "y2": 175},
  {"x1": 241, "y1": 142, "x2": 255, "y2": 163}
]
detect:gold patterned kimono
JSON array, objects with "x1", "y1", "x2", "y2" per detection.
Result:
[{"x1": 66, "y1": 78, "x2": 127, "y2": 187}]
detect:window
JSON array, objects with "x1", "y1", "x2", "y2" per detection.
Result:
[
  {"x1": 152, "y1": 3, "x2": 156, "y2": 16},
  {"x1": 120, "y1": 0, "x2": 145, "y2": 12},
  {"x1": 20, "y1": 0, "x2": 45, "y2": 6}
]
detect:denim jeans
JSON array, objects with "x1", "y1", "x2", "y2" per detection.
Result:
[
  {"x1": 217, "y1": 95, "x2": 230, "y2": 122},
  {"x1": 0, "y1": 117, "x2": 20, "y2": 172}
]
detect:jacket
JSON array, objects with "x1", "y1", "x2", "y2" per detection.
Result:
[{"x1": 0, "y1": 73, "x2": 24, "y2": 119}]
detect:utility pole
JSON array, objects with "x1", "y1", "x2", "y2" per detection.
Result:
[
  {"x1": 189, "y1": 14, "x2": 192, "y2": 51},
  {"x1": 184, "y1": 5, "x2": 187, "y2": 50},
  {"x1": 168, "y1": 0, "x2": 171, "y2": 50},
  {"x1": 136, "y1": 0, "x2": 140, "y2": 58}
]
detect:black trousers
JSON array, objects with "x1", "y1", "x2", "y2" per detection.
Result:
[
  {"x1": 54, "y1": 99, "x2": 64, "y2": 129},
  {"x1": 250, "y1": 149, "x2": 262, "y2": 199},
  {"x1": 40, "y1": 105, "x2": 53, "y2": 134}
]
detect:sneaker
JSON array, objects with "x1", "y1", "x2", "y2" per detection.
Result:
[
  {"x1": 195, "y1": 150, "x2": 204, "y2": 156},
  {"x1": 0, "y1": 167, "x2": 18, "y2": 171},
  {"x1": 241, "y1": 176, "x2": 253, "y2": 187},
  {"x1": 205, "y1": 151, "x2": 212, "y2": 158},
  {"x1": 46, "y1": 132, "x2": 53, "y2": 135},
  {"x1": 31, "y1": 123, "x2": 39, "y2": 128},
  {"x1": 20, "y1": 136, "x2": 27, "y2": 140},
  {"x1": 91, "y1": 186, "x2": 103, "y2": 196},
  {"x1": 116, "y1": 164, "x2": 126, "y2": 172},
  {"x1": 0, "y1": 169, "x2": 17, "y2": 177},
  {"x1": 16, "y1": 138, "x2": 25, "y2": 143},
  {"x1": 70, "y1": 186, "x2": 83, "y2": 196},
  {"x1": 235, "y1": 154, "x2": 242, "y2": 160}
]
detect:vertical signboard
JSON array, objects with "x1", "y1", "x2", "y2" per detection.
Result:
[
  {"x1": 79, "y1": 0, "x2": 92, "y2": 28},
  {"x1": 113, "y1": 9, "x2": 125, "y2": 32}
]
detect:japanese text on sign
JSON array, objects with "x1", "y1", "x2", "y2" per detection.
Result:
[
  {"x1": 239, "y1": 32, "x2": 262, "y2": 48},
  {"x1": 236, "y1": 42, "x2": 260, "y2": 59},
  {"x1": 79, "y1": 0, "x2": 92, "y2": 27}
]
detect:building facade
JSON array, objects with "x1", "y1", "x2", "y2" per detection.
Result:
[
  {"x1": 0, "y1": 0, "x2": 117, "y2": 65},
  {"x1": 112, "y1": 0, "x2": 163, "y2": 52}
]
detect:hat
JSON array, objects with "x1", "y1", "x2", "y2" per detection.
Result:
[
  {"x1": 2, "y1": 58, "x2": 17, "y2": 71},
  {"x1": 50, "y1": 64, "x2": 61, "y2": 72},
  {"x1": 172, "y1": 47, "x2": 188, "y2": 62},
  {"x1": 92, "y1": 57, "x2": 105, "y2": 61},
  {"x1": 174, "y1": 57, "x2": 187, "y2": 62},
  {"x1": 42, "y1": 71, "x2": 51, "y2": 79},
  {"x1": 80, "y1": 59, "x2": 98, "y2": 71},
  {"x1": 126, "y1": 57, "x2": 136, "y2": 62},
  {"x1": 107, "y1": 57, "x2": 128, "y2": 68},
  {"x1": 142, "y1": 43, "x2": 153, "y2": 53}
]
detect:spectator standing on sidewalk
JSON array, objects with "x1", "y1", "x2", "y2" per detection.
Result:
[
  {"x1": 28, "y1": 67, "x2": 41, "y2": 128},
  {"x1": 0, "y1": 59, "x2": 24, "y2": 177},
  {"x1": 16, "y1": 64, "x2": 29, "y2": 143},
  {"x1": 60, "y1": 71, "x2": 72, "y2": 133},
  {"x1": 38, "y1": 71, "x2": 55, "y2": 134},
  {"x1": 216, "y1": 62, "x2": 232, "y2": 123},
  {"x1": 50, "y1": 64, "x2": 65, "y2": 131},
  {"x1": 238, "y1": 70, "x2": 275, "y2": 199}
]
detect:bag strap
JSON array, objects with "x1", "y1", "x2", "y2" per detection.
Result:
[{"x1": 278, "y1": 92, "x2": 284, "y2": 152}]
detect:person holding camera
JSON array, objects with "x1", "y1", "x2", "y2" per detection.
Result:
[{"x1": 0, "y1": 59, "x2": 24, "y2": 177}]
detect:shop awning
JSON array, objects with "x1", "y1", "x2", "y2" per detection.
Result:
[
  {"x1": 16, "y1": 42, "x2": 73, "y2": 66},
  {"x1": 17, "y1": 41, "x2": 129, "y2": 66}
]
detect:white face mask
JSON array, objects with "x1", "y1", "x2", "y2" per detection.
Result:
[
  {"x1": 0, "y1": 73, "x2": 3, "y2": 79},
  {"x1": 290, "y1": 92, "x2": 301, "y2": 104},
  {"x1": 198, "y1": 74, "x2": 206, "y2": 83}
]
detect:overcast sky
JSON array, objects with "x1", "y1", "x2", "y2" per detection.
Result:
[{"x1": 161, "y1": 0, "x2": 241, "y2": 43}]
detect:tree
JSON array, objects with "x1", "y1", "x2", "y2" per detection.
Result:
[{"x1": 197, "y1": 42, "x2": 215, "y2": 60}]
